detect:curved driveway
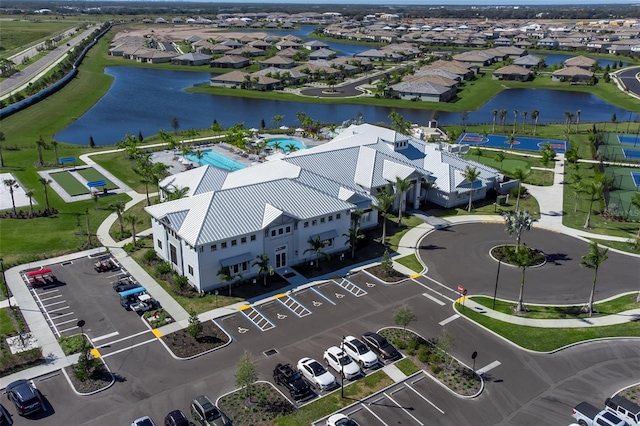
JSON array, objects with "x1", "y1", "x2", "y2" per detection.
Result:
[
  {"x1": 418, "y1": 223, "x2": 639, "y2": 305},
  {"x1": 617, "y1": 66, "x2": 640, "y2": 98},
  {"x1": 299, "y1": 68, "x2": 395, "y2": 97}
]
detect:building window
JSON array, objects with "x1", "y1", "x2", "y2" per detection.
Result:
[
  {"x1": 312, "y1": 219, "x2": 317, "y2": 226},
  {"x1": 169, "y1": 244, "x2": 178, "y2": 265},
  {"x1": 241, "y1": 237, "x2": 247, "y2": 244},
  {"x1": 304, "y1": 221, "x2": 309, "y2": 228},
  {"x1": 157, "y1": 239, "x2": 162, "y2": 249},
  {"x1": 241, "y1": 261, "x2": 249, "y2": 271},
  {"x1": 250, "y1": 234, "x2": 256, "y2": 241},
  {"x1": 328, "y1": 215, "x2": 333, "y2": 222},
  {"x1": 271, "y1": 229, "x2": 276, "y2": 237},
  {"x1": 279, "y1": 228, "x2": 284, "y2": 235},
  {"x1": 286, "y1": 225, "x2": 291, "y2": 233},
  {"x1": 211, "y1": 244, "x2": 217, "y2": 251},
  {"x1": 231, "y1": 239, "x2": 237, "y2": 246},
  {"x1": 188, "y1": 265, "x2": 193, "y2": 275},
  {"x1": 320, "y1": 217, "x2": 325, "y2": 223},
  {"x1": 232, "y1": 264, "x2": 239, "y2": 274},
  {"x1": 221, "y1": 242, "x2": 227, "y2": 249},
  {"x1": 337, "y1": 213, "x2": 341, "y2": 219}
]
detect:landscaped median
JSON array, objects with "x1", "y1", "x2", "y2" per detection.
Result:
[{"x1": 454, "y1": 294, "x2": 640, "y2": 352}]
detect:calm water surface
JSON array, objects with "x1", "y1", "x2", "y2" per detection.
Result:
[{"x1": 55, "y1": 66, "x2": 635, "y2": 146}]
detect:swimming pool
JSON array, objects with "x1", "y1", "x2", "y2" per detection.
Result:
[
  {"x1": 185, "y1": 150, "x2": 246, "y2": 171},
  {"x1": 267, "y1": 138, "x2": 307, "y2": 152}
]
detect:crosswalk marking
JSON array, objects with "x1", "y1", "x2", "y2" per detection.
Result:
[
  {"x1": 439, "y1": 314, "x2": 460, "y2": 326},
  {"x1": 476, "y1": 360, "x2": 501, "y2": 375},
  {"x1": 240, "y1": 306, "x2": 275, "y2": 331},
  {"x1": 275, "y1": 294, "x2": 312, "y2": 317},
  {"x1": 422, "y1": 293, "x2": 445, "y2": 306}
]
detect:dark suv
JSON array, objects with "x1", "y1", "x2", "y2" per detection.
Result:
[
  {"x1": 362, "y1": 332, "x2": 401, "y2": 361},
  {"x1": 5, "y1": 380, "x2": 44, "y2": 416},
  {"x1": 190, "y1": 395, "x2": 231, "y2": 426},
  {"x1": 273, "y1": 363, "x2": 313, "y2": 401}
]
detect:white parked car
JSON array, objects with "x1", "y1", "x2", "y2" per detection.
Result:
[
  {"x1": 323, "y1": 346, "x2": 362, "y2": 380},
  {"x1": 297, "y1": 357, "x2": 337, "y2": 391},
  {"x1": 327, "y1": 413, "x2": 359, "y2": 426},
  {"x1": 342, "y1": 335, "x2": 378, "y2": 369}
]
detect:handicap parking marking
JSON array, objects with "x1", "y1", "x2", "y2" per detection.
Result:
[
  {"x1": 239, "y1": 304, "x2": 276, "y2": 331},
  {"x1": 293, "y1": 288, "x2": 336, "y2": 313},
  {"x1": 217, "y1": 312, "x2": 257, "y2": 339},
  {"x1": 331, "y1": 278, "x2": 368, "y2": 297},
  {"x1": 275, "y1": 293, "x2": 312, "y2": 317}
]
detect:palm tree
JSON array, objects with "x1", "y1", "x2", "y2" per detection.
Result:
[
  {"x1": 50, "y1": 140, "x2": 60, "y2": 165},
  {"x1": 512, "y1": 167, "x2": 530, "y2": 212},
  {"x1": 632, "y1": 193, "x2": 640, "y2": 238},
  {"x1": 284, "y1": 143, "x2": 299, "y2": 153},
  {"x1": 491, "y1": 109, "x2": 498, "y2": 133},
  {"x1": 395, "y1": 177, "x2": 413, "y2": 227},
  {"x1": 494, "y1": 152, "x2": 506, "y2": 172},
  {"x1": 564, "y1": 111, "x2": 572, "y2": 134},
  {"x1": 583, "y1": 179, "x2": 603, "y2": 229},
  {"x1": 611, "y1": 113, "x2": 618, "y2": 132},
  {"x1": 531, "y1": 109, "x2": 539, "y2": 136},
  {"x1": 500, "y1": 110, "x2": 507, "y2": 132},
  {"x1": 38, "y1": 177, "x2": 51, "y2": 213},
  {"x1": 180, "y1": 144, "x2": 193, "y2": 158},
  {"x1": 272, "y1": 115, "x2": 284, "y2": 128},
  {"x1": 569, "y1": 180, "x2": 585, "y2": 213},
  {"x1": 462, "y1": 166, "x2": 481, "y2": 212},
  {"x1": 124, "y1": 214, "x2": 143, "y2": 246},
  {"x1": 512, "y1": 246, "x2": 536, "y2": 313},
  {"x1": 35, "y1": 136, "x2": 46, "y2": 167},
  {"x1": 166, "y1": 186, "x2": 190, "y2": 201},
  {"x1": 3, "y1": 179, "x2": 18, "y2": 215},
  {"x1": 512, "y1": 110, "x2": 518, "y2": 134},
  {"x1": 25, "y1": 189, "x2": 34, "y2": 217},
  {"x1": 252, "y1": 254, "x2": 274, "y2": 287},
  {"x1": 504, "y1": 210, "x2": 536, "y2": 253},
  {"x1": 460, "y1": 111, "x2": 468, "y2": 132},
  {"x1": 371, "y1": 187, "x2": 394, "y2": 246},
  {"x1": 519, "y1": 111, "x2": 526, "y2": 133},
  {"x1": 581, "y1": 241, "x2": 609, "y2": 317},
  {"x1": 109, "y1": 201, "x2": 126, "y2": 235},
  {"x1": 195, "y1": 150, "x2": 204, "y2": 166},
  {"x1": 575, "y1": 109, "x2": 581, "y2": 133},
  {"x1": 350, "y1": 209, "x2": 364, "y2": 229},
  {"x1": 304, "y1": 236, "x2": 329, "y2": 270},
  {"x1": 271, "y1": 140, "x2": 283, "y2": 153},
  {"x1": 343, "y1": 227, "x2": 365, "y2": 259},
  {"x1": 388, "y1": 111, "x2": 411, "y2": 134},
  {"x1": 540, "y1": 146, "x2": 556, "y2": 185}
]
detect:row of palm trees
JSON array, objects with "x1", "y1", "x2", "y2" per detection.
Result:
[{"x1": 2, "y1": 176, "x2": 54, "y2": 218}]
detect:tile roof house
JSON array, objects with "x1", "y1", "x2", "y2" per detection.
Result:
[
  {"x1": 389, "y1": 80, "x2": 457, "y2": 102},
  {"x1": 492, "y1": 64, "x2": 533, "y2": 81},
  {"x1": 210, "y1": 55, "x2": 250, "y2": 69},
  {"x1": 513, "y1": 54, "x2": 542, "y2": 68},
  {"x1": 171, "y1": 52, "x2": 211, "y2": 66},
  {"x1": 260, "y1": 55, "x2": 295, "y2": 69},
  {"x1": 563, "y1": 55, "x2": 596, "y2": 70},
  {"x1": 146, "y1": 124, "x2": 499, "y2": 292},
  {"x1": 552, "y1": 66, "x2": 594, "y2": 83}
]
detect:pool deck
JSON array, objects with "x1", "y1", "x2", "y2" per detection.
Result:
[{"x1": 152, "y1": 134, "x2": 326, "y2": 175}]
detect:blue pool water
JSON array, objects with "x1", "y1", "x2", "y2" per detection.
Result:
[
  {"x1": 185, "y1": 150, "x2": 246, "y2": 171},
  {"x1": 268, "y1": 138, "x2": 307, "y2": 152}
]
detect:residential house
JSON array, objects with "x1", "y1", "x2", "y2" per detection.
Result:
[
  {"x1": 564, "y1": 55, "x2": 596, "y2": 70},
  {"x1": 513, "y1": 54, "x2": 542, "y2": 68},
  {"x1": 309, "y1": 48, "x2": 336, "y2": 61},
  {"x1": 551, "y1": 66, "x2": 594, "y2": 83},
  {"x1": 210, "y1": 55, "x2": 250, "y2": 69},
  {"x1": 171, "y1": 52, "x2": 211, "y2": 66},
  {"x1": 536, "y1": 38, "x2": 559, "y2": 49},
  {"x1": 389, "y1": 80, "x2": 457, "y2": 102},
  {"x1": 492, "y1": 65, "x2": 533, "y2": 81}
]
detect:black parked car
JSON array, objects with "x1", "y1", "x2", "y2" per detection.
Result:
[
  {"x1": 273, "y1": 363, "x2": 313, "y2": 401},
  {"x1": 5, "y1": 380, "x2": 44, "y2": 416},
  {"x1": 361, "y1": 332, "x2": 401, "y2": 361},
  {"x1": 164, "y1": 409, "x2": 193, "y2": 426}
]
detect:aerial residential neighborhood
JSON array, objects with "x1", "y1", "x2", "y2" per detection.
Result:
[{"x1": 0, "y1": 2, "x2": 640, "y2": 426}]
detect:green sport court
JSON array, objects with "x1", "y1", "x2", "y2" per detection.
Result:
[{"x1": 50, "y1": 168, "x2": 119, "y2": 197}]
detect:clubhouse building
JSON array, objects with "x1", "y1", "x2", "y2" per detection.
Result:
[{"x1": 145, "y1": 123, "x2": 500, "y2": 292}]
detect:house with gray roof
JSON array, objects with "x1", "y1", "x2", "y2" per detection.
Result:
[
  {"x1": 171, "y1": 52, "x2": 211, "y2": 66},
  {"x1": 492, "y1": 64, "x2": 533, "y2": 81},
  {"x1": 210, "y1": 55, "x2": 250, "y2": 69},
  {"x1": 390, "y1": 80, "x2": 457, "y2": 102},
  {"x1": 147, "y1": 123, "x2": 499, "y2": 292}
]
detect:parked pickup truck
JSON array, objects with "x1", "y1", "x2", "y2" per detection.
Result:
[
  {"x1": 130, "y1": 294, "x2": 158, "y2": 313},
  {"x1": 572, "y1": 402, "x2": 631, "y2": 426},
  {"x1": 606, "y1": 396, "x2": 640, "y2": 426}
]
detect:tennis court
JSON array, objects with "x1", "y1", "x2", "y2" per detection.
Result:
[
  {"x1": 623, "y1": 149, "x2": 640, "y2": 161},
  {"x1": 632, "y1": 171, "x2": 640, "y2": 188},
  {"x1": 458, "y1": 133, "x2": 568, "y2": 154},
  {"x1": 617, "y1": 134, "x2": 640, "y2": 145}
]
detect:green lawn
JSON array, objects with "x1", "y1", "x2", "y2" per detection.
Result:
[
  {"x1": 395, "y1": 254, "x2": 423, "y2": 273},
  {"x1": 50, "y1": 171, "x2": 90, "y2": 196},
  {"x1": 456, "y1": 304, "x2": 640, "y2": 352},
  {"x1": 109, "y1": 196, "x2": 158, "y2": 240},
  {"x1": 470, "y1": 294, "x2": 639, "y2": 319},
  {"x1": 0, "y1": 309, "x2": 17, "y2": 336},
  {"x1": 76, "y1": 167, "x2": 118, "y2": 190},
  {"x1": 0, "y1": 20, "x2": 77, "y2": 54},
  {"x1": 395, "y1": 358, "x2": 420, "y2": 376}
]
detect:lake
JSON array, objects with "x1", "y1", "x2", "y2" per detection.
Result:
[{"x1": 54, "y1": 66, "x2": 636, "y2": 146}]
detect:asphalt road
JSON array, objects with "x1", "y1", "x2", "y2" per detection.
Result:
[
  {"x1": 5, "y1": 225, "x2": 640, "y2": 426},
  {"x1": 618, "y1": 66, "x2": 640, "y2": 98},
  {"x1": 299, "y1": 68, "x2": 395, "y2": 97}
]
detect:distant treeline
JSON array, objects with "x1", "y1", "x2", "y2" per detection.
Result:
[{"x1": 1, "y1": 1, "x2": 639, "y2": 21}]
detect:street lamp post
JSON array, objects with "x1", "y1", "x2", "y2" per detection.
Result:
[
  {"x1": 77, "y1": 319, "x2": 86, "y2": 350},
  {"x1": 493, "y1": 258, "x2": 502, "y2": 310},
  {"x1": 340, "y1": 335, "x2": 345, "y2": 399}
]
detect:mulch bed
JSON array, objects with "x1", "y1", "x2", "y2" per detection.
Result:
[
  {"x1": 162, "y1": 321, "x2": 230, "y2": 358},
  {"x1": 365, "y1": 265, "x2": 408, "y2": 283},
  {"x1": 64, "y1": 363, "x2": 113, "y2": 394},
  {"x1": 217, "y1": 382, "x2": 295, "y2": 426}
]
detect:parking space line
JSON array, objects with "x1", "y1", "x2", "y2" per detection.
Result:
[
  {"x1": 411, "y1": 279, "x2": 456, "y2": 303},
  {"x1": 405, "y1": 382, "x2": 445, "y2": 414},
  {"x1": 476, "y1": 360, "x2": 501, "y2": 375},
  {"x1": 55, "y1": 318, "x2": 79, "y2": 326},
  {"x1": 96, "y1": 330, "x2": 151, "y2": 348},
  {"x1": 39, "y1": 294, "x2": 63, "y2": 302},
  {"x1": 422, "y1": 293, "x2": 445, "y2": 306},
  {"x1": 438, "y1": 314, "x2": 460, "y2": 326},
  {"x1": 415, "y1": 275, "x2": 459, "y2": 297},
  {"x1": 310, "y1": 286, "x2": 336, "y2": 305},
  {"x1": 360, "y1": 403, "x2": 389, "y2": 425},
  {"x1": 384, "y1": 392, "x2": 424, "y2": 425},
  {"x1": 51, "y1": 311, "x2": 74, "y2": 318},
  {"x1": 38, "y1": 289, "x2": 59, "y2": 296},
  {"x1": 92, "y1": 331, "x2": 119, "y2": 343},
  {"x1": 48, "y1": 306, "x2": 71, "y2": 313},
  {"x1": 332, "y1": 278, "x2": 367, "y2": 297},
  {"x1": 275, "y1": 294, "x2": 312, "y2": 317},
  {"x1": 101, "y1": 338, "x2": 158, "y2": 359},
  {"x1": 58, "y1": 325, "x2": 79, "y2": 334},
  {"x1": 31, "y1": 286, "x2": 60, "y2": 337},
  {"x1": 240, "y1": 306, "x2": 275, "y2": 331},
  {"x1": 43, "y1": 300, "x2": 66, "y2": 307}
]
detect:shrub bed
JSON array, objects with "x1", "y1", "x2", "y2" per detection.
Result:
[
  {"x1": 162, "y1": 320, "x2": 230, "y2": 358},
  {"x1": 218, "y1": 382, "x2": 294, "y2": 426}
]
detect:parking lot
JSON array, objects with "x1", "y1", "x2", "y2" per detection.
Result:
[{"x1": 21, "y1": 254, "x2": 153, "y2": 355}]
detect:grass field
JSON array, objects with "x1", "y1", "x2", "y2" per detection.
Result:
[
  {"x1": 50, "y1": 171, "x2": 90, "y2": 196},
  {"x1": 0, "y1": 20, "x2": 76, "y2": 55},
  {"x1": 75, "y1": 167, "x2": 118, "y2": 190}
]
